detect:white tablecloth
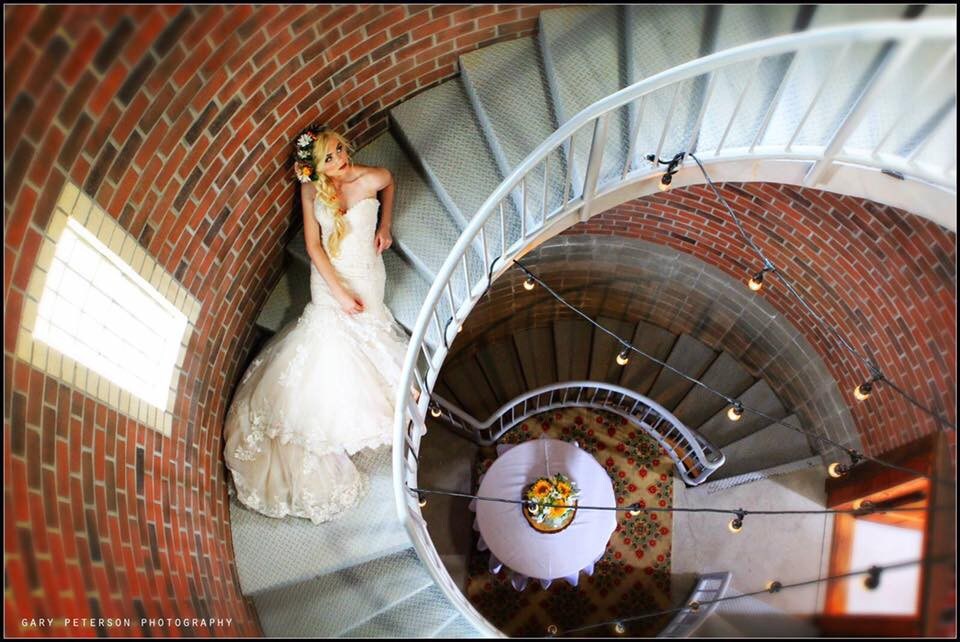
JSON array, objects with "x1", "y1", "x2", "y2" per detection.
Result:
[{"x1": 475, "y1": 438, "x2": 617, "y2": 581}]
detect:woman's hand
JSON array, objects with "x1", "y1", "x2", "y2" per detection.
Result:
[
  {"x1": 335, "y1": 289, "x2": 365, "y2": 315},
  {"x1": 375, "y1": 228, "x2": 393, "y2": 255}
]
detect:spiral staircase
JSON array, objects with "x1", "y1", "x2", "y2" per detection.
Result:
[{"x1": 227, "y1": 5, "x2": 956, "y2": 637}]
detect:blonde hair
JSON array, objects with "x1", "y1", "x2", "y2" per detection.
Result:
[{"x1": 311, "y1": 128, "x2": 355, "y2": 258}]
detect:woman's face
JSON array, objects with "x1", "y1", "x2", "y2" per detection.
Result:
[{"x1": 319, "y1": 136, "x2": 348, "y2": 179}]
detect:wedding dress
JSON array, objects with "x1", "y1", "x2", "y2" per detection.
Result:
[{"x1": 223, "y1": 196, "x2": 410, "y2": 524}]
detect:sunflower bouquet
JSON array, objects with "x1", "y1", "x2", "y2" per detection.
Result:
[{"x1": 523, "y1": 473, "x2": 581, "y2": 532}]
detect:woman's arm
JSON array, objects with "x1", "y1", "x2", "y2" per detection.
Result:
[
  {"x1": 370, "y1": 167, "x2": 394, "y2": 254},
  {"x1": 301, "y1": 182, "x2": 364, "y2": 314}
]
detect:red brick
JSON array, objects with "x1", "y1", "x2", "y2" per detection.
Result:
[{"x1": 89, "y1": 62, "x2": 128, "y2": 116}]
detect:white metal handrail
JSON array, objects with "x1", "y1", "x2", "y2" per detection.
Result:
[
  {"x1": 658, "y1": 572, "x2": 732, "y2": 637},
  {"x1": 392, "y1": 20, "x2": 956, "y2": 636},
  {"x1": 431, "y1": 381, "x2": 725, "y2": 486}
]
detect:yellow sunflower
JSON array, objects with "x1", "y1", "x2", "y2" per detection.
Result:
[
  {"x1": 548, "y1": 506, "x2": 569, "y2": 519},
  {"x1": 556, "y1": 481, "x2": 572, "y2": 497},
  {"x1": 531, "y1": 480, "x2": 553, "y2": 499}
]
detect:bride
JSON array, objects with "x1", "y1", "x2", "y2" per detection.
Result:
[{"x1": 223, "y1": 124, "x2": 410, "y2": 524}]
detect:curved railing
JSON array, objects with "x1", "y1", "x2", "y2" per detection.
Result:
[
  {"x1": 431, "y1": 381, "x2": 725, "y2": 486},
  {"x1": 392, "y1": 21, "x2": 956, "y2": 636}
]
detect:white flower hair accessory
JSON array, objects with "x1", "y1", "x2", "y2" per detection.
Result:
[{"x1": 292, "y1": 123, "x2": 325, "y2": 183}]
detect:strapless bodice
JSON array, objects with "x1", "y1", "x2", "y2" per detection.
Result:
[{"x1": 314, "y1": 197, "x2": 381, "y2": 272}]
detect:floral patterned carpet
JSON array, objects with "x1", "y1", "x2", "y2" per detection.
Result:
[{"x1": 465, "y1": 407, "x2": 674, "y2": 637}]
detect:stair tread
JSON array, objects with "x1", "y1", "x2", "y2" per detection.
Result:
[
  {"x1": 229, "y1": 446, "x2": 410, "y2": 595},
  {"x1": 391, "y1": 80, "x2": 514, "y2": 240},
  {"x1": 354, "y1": 133, "x2": 465, "y2": 280},
  {"x1": 647, "y1": 334, "x2": 717, "y2": 410},
  {"x1": 460, "y1": 36, "x2": 568, "y2": 222},
  {"x1": 540, "y1": 6, "x2": 630, "y2": 185},
  {"x1": 699, "y1": 378, "x2": 787, "y2": 447},
  {"x1": 712, "y1": 413, "x2": 813, "y2": 479},
  {"x1": 252, "y1": 548, "x2": 429, "y2": 638},
  {"x1": 339, "y1": 584, "x2": 457, "y2": 638},
  {"x1": 255, "y1": 259, "x2": 311, "y2": 332},
  {"x1": 672, "y1": 352, "x2": 754, "y2": 429}
]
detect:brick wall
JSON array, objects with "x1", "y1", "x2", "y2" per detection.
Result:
[
  {"x1": 458, "y1": 183, "x2": 956, "y2": 460},
  {"x1": 3, "y1": 4, "x2": 557, "y2": 636}
]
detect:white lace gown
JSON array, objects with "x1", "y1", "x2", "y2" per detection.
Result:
[{"x1": 223, "y1": 197, "x2": 410, "y2": 524}]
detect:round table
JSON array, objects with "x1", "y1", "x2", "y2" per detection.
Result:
[{"x1": 475, "y1": 438, "x2": 617, "y2": 582}]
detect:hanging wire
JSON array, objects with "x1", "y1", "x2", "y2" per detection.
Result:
[
  {"x1": 511, "y1": 258, "x2": 956, "y2": 488},
  {"x1": 556, "y1": 555, "x2": 954, "y2": 636},
  {"x1": 407, "y1": 484, "x2": 945, "y2": 517},
  {"x1": 682, "y1": 151, "x2": 955, "y2": 431}
]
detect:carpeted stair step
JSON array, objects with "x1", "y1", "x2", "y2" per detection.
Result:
[
  {"x1": 228, "y1": 446, "x2": 410, "y2": 596},
  {"x1": 252, "y1": 548, "x2": 433, "y2": 637}
]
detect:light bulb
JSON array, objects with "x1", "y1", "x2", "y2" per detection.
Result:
[
  {"x1": 457, "y1": 324, "x2": 463, "y2": 333},
  {"x1": 616, "y1": 350, "x2": 630, "y2": 366},
  {"x1": 766, "y1": 580, "x2": 782, "y2": 593},
  {"x1": 418, "y1": 495, "x2": 427, "y2": 508},
  {"x1": 547, "y1": 624, "x2": 558, "y2": 635},
  {"x1": 863, "y1": 567, "x2": 881, "y2": 590},
  {"x1": 748, "y1": 271, "x2": 764, "y2": 291},
  {"x1": 658, "y1": 173, "x2": 673, "y2": 191},
  {"x1": 523, "y1": 276, "x2": 536, "y2": 291},
  {"x1": 688, "y1": 601, "x2": 700, "y2": 611},
  {"x1": 827, "y1": 462, "x2": 844, "y2": 478},
  {"x1": 728, "y1": 517, "x2": 743, "y2": 533},
  {"x1": 854, "y1": 381, "x2": 873, "y2": 401},
  {"x1": 727, "y1": 403, "x2": 744, "y2": 422},
  {"x1": 429, "y1": 403, "x2": 441, "y2": 418},
  {"x1": 613, "y1": 622, "x2": 626, "y2": 635}
]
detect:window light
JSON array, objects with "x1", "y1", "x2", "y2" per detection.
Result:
[{"x1": 32, "y1": 217, "x2": 188, "y2": 410}]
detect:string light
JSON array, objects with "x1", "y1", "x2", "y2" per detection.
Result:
[
  {"x1": 727, "y1": 510, "x2": 745, "y2": 533},
  {"x1": 523, "y1": 276, "x2": 536, "y2": 291},
  {"x1": 727, "y1": 402, "x2": 744, "y2": 422},
  {"x1": 458, "y1": 324, "x2": 463, "y2": 334},
  {"x1": 546, "y1": 624, "x2": 558, "y2": 636},
  {"x1": 766, "y1": 580, "x2": 783, "y2": 593},
  {"x1": 418, "y1": 493, "x2": 427, "y2": 508},
  {"x1": 684, "y1": 151, "x2": 954, "y2": 432},
  {"x1": 510, "y1": 259, "x2": 955, "y2": 488},
  {"x1": 863, "y1": 565, "x2": 882, "y2": 590},
  {"x1": 647, "y1": 152, "x2": 686, "y2": 193},
  {"x1": 616, "y1": 349, "x2": 630, "y2": 366},
  {"x1": 429, "y1": 402, "x2": 442, "y2": 418},
  {"x1": 854, "y1": 380, "x2": 874, "y2": 401},
  {"x1": 613, "y1": 622, "x2": 626, "y2": 635},
  {"x1": 558, "y1": 556, "x2": 950, "y2": 636},
  {"x1": 827, "y1": 449, "x2": 864, "y2": 479}
]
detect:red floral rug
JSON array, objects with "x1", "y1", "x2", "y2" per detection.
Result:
[{"x1": 465, "y1": 407, "x2": 674, "y2": 637}]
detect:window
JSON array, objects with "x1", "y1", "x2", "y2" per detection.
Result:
[{"x1": 17, "y1": 182, "x2": 200, "y2": 436}]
